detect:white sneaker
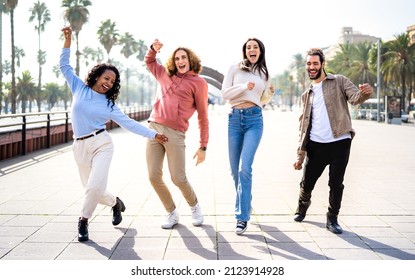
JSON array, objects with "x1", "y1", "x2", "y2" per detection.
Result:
[
  {"x1": 161, "y1": 209, "x2": 179, "y2": 229},
  {"x1": 191, "y1": 204, "x2": 204, "y2": 226}
]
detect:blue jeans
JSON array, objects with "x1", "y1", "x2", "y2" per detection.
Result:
[{"x1": 228, "y1": 106, "x2": 263, "y2": 221}]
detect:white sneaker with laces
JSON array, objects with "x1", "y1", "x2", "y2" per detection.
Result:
[
  {"x1": 161, "y1": 209, "x2": 179, "y2": 229},
  {"x1": 191, "y1": 204, "x2": 204, "y2": 226}
]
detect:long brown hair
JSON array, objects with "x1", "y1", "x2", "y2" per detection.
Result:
[{"x1": 240, "y1": 37, "x2": 269, "y2": 80}]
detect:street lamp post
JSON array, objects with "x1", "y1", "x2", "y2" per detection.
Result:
[{"x1": 376, "y1": 39, "x2": 382, "y2": 122}]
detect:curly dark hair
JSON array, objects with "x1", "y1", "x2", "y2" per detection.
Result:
[
  {"x1": 306, "y1": 48, "x2": 325, "y2": 63},
  {"x1": 165, "y1": 47, "x2": 202, "y2": 76},
  {"x1": 240, "y1": 37, "x2": 269, "y2": 81},
  {"x1": 85, "y1": 63, "x2": 121, "y2": 109}
]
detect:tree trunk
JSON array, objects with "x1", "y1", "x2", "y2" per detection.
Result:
[
  {"x1": 10, "y1": 9, "x2": 16, "y2": 114},
  {"x1": 0, "y1": 8, "x2": 3, "y2": 115},
  {"x1": 401, "y1": 67, "x2": 406, "y2": 111}
]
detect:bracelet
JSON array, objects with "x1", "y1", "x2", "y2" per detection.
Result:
[{"x1": 199, "y1": 147, "x2": 207, "y2": 151}]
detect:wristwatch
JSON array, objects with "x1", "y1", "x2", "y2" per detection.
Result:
[{"x1": 200, "y1": 147, "x2": 207, "y2": 151}]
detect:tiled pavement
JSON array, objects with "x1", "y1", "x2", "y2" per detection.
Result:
[{"x1": 0, "y1": 107, "x2": 415, "y2": 262}]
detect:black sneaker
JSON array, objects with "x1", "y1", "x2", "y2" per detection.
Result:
[
  {"x1": 235, "y1": 220, "x2": 247, "y2": 235},
  {"x1": 112, "y1": 197, "x2": 126, "y2": 226},
  {"x1": 78, "y1": 218, "x2": 89, "y2": 242}
]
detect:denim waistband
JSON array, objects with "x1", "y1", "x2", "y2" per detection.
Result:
[{"x1": 231, "y1": 106, "x2": 262, "y2": 114}]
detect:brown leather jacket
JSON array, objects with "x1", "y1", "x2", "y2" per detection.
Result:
[{"x1": 296, "y1": 74, "x2": 371, "y2": 163}]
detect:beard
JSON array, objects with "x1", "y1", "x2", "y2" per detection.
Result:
[{"x1": 308, "y1": 67, "x2": 323, "y2": 80}]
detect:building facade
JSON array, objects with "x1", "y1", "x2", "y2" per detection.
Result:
[
  {"x1": 407, "y1": 25, "x2": 415, "y2": 45},
  {"x1": 324, "y1": 27, "x2": 380, "y2": 61}
]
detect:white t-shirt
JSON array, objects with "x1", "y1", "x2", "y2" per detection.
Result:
[{"x1": 310, "y1": 81, "x2": 350, "y2": 143}]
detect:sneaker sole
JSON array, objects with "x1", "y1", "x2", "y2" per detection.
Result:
[
  {"x1": 192, "y1": 217, "x2": 204, "y2": 227},
  {"x1": 235, "y1": 226, "x2": 247, "y2": 235},
  {"x1": 161, "y1": 221, "x2": 178, "y2": 229},
  {"x1": 192, "y1": 221, "x2": 203, "y2": 227},
  {"x1": 235, "y1": 229, "x2": 247, "y2": 235}
]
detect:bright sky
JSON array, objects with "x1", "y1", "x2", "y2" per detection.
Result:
[{"x1": 2, "y1": 0, "x2": 415, "y2": 84}]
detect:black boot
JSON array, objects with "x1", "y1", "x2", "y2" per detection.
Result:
[
  {"x1": 112, "y1": 197, "x2": 126, "y2": 226},
  {"x1": 78, "y1": 218, "x2": 89, "y2": 242},
  {"x1": 326, "y1": 212, "x2": 343, "y2": 234},
  {"x1": 294, "y1": 199, "x2": 311, "y2": 222}
]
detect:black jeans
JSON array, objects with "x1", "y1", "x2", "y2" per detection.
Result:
[{"x1": 300, "y1": 138, "x2": 352, "y2": 216}]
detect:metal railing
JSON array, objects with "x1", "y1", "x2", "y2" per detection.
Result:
[
  {"x1": 0, "y1": 106, "x2": 152, "y2": 160},
  {"x1": 0, "y1": 111, "x2": 70, "y2": 156}
]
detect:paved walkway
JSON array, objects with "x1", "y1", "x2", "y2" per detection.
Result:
[{"x1": 0, "y1": 107, "x2": 414, "y2": 263}]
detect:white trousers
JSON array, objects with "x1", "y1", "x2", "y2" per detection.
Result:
[{"x1": 72, "y1": 131, "x2": 116, "y2": 219}]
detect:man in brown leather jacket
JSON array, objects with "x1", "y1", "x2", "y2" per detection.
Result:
[{"x1": 293, "y1": 48, "x2": 372, "y2": 234}]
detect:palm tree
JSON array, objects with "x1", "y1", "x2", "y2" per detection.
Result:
[
  {"x1": 119, "y1": 32, "x2": 139, "y2": 59},
  {"x1": 136, "y1": 40, "x2": 148, "y2": 62},
  {"x1": 2, "y1": 81, "x2": 10, "y2": 112},
  {"x1": 81, "y1": 46, "x2": 104, "y2": 68},
  {"x1": 5, "y1": 0, "x2": 18, "y2": 114},
  {"x1": 328, "y1": 44, "x2": 356, "y2": 77},
  {"x1": 44, "y1": 82, "x2": 63, "y2": 110},
  {"x1": 409, "y1": 52, "x2": 415, "y2": 105},
  {"x1": 0, "y1": 0, "x2": 6, "y2": 114},
  {"x1": 275, "y1": 70, "x2": 295, "y2": 109},
  {"x1": 349, "y1": 41, "x2": 377, "y2": 86},
  {"x1": 29, "y1": 1, "x2": 51, "y2": 112},
  {"x1": 14, "y1": 46, "x2": 24, "y2": 67},
  {"x1": 53, "y1": 64, "x2": 71, "y2": 110},
  {"x1": 119, "y1": 32, "x2": 139, "y2": 106},
  {"x1": 16, "y1": 70, "x2": 36, "y2": 113},
  {"x1": 122, "y1": 67, "x2": 138, "y2": 106},
  {"x1": 290, "y1": 53, "x2": 306, "y2": 105},
  {"x1": 137, "y1": 73, "x2": 147, "y2": 105},
  {"x1": 2, "y1": 60, "x2": 11, "y2": 111},
  {"x1": 368, "y1": 39, "x2": 392, "y2": 97},
  {"x1": 62, "y1": 0, "x2": 92, "y2": 76},
  {"x1": 382, "y1": 33, "x2": 415, "y2": 111},
  {"x1": 97, "y1": 19, "x2": 119, "y2": 62},
  {"x1": 2, "y1": 59, "x2": 10, "y2": 74}
]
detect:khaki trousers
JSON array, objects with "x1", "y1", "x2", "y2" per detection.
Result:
[{"x1": 146, "y1": 122, "x2": 198, "y2": 213}]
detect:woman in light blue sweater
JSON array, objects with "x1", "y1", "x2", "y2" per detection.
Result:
[{"x1": 60, "y1": 27, "x2": 168, "y2": 242}]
